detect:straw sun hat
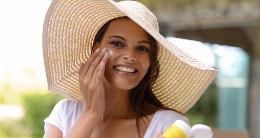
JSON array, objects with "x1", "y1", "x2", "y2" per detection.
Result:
[{"x1": 43, "y1": 0, "x2": 218, "y2": 113}]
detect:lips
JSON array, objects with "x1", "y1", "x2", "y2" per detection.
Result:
[{"x1": 114, "y1": 65, "x2": 137, "y2": 73}]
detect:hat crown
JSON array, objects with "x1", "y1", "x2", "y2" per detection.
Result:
[{"x1": 118, "y1": 1, "x2": 159, "y2": 32}]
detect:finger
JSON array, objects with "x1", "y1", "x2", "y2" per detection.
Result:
[
  {"x1": 85, "y1": 48, "x2": 107, "y2": 79},
  {"x1": 85, "y1": 51, "x2": 110, "y2": 106},
  {"x1": 94, "y1": 50, "x2": 110, "y2": 83},
  {"x1": 79, "y1": 62, "x2": 84, "y2": 75},
  {"x1": 156, "y1": 132, "x2": 165, "y2": 138},
  {"x1": 79, "y1": 48, "x2": 108, "y2": 94},
  {"x1": 79, "y1": 48, "x2": 100, "y2": 76},
  {"x1": 79, "y1": 48, "x2": 101, "y2": 98}
]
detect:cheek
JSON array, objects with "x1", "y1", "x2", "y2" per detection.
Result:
[
  {"x1": 104, "y1": 58, "x2": 112, "y2": 72},
  {"x1": 141, "y1": 56, "x2": 150, "y2": 72}
]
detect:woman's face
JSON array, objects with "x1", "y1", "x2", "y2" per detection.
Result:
[{"x1": 96, "y1": 18, "x2": 151, "y2": 91}]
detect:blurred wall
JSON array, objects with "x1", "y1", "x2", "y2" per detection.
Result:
[{"x1": 246, "y1": 25, "x2": 260, "y2": 138}]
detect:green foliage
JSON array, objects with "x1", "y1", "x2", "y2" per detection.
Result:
[
  {"x1": 0, "y1": 119, "x2": 31, "y2": 138},
  {"x1": 21, "y1": 91, "x2": 63, "y2": 137},
  {"x1": 186, "y1": 82, "x2": 218, "y2": 127},
  {"x1": 0, "y1": 90, "x2": 63, "y2": 138}
]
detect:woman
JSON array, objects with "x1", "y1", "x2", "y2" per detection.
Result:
[{"x1": 42, "y1": 0, "x2": 217, "y2": 138}]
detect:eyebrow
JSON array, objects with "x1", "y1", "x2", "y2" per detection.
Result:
[
  {"x1": 109, "y1": 35, "x2": 151, "y2": 45},
  {"x1": 109, "y1": 35, "x2": 126, "y2": 41}
]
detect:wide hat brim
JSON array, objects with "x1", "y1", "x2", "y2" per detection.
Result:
[{"x1": 43, "y1": 0, "x2": 218, "y2": 113}]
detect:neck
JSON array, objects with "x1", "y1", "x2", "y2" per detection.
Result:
[{"x1": 102, "y1": 85, "x2": 135, "y2": 121}]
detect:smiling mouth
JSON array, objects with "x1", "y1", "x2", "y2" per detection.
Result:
[{"x1": 113, "y1": 66, "x2": 138, "y2": 73}]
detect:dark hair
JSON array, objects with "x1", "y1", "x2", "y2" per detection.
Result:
[{"x1": 94, "y1": 17, "x2": 166, "y2": 137}]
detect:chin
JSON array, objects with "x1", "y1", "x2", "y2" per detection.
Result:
[
  {"x1": 114, "y1": 80, "x2": 138, "y2": 90},
  {"x1": 105, "y1": 78, "x2": 139, "y2": 91}
]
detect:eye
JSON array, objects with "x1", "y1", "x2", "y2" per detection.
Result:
[
  {"x1": 109, "y1": 40, "x2": 125, "y2": 48},
  {"x1": 136, "y1": 46, "x2": 150, "y2": 53}
]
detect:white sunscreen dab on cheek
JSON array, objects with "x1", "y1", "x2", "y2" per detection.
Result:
[{"x1": 107, "y1": 49, "x2": 113, "y2": 56}]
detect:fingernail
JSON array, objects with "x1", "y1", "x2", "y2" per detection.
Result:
[{"x1": 102, "y1": 48, "x2": 107, "y2": 53}]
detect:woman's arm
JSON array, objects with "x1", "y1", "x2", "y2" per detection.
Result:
[
  {"x1": 44, "y1": 124, "x2": 63, "y2": 138},
  {"x1": 66, "y1": 48, "x2": 110, "y2": 137},
  {"x1": 65, "y1": 112, "x2": 100, "y2": 138},
  {"x1": 44, "y1": 48, "x2": 110, "y2": 138}
]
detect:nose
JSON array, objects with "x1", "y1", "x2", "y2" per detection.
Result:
[{"x1": 122, "y1": 50, "x2": 137, "y2": 62}]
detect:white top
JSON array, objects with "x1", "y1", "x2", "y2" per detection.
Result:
[{"x1": 44, "y1": 99, "x2": 189, "y2": 138}]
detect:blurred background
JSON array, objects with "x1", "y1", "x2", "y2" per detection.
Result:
[{"x1": 0, "y1": 0, "x2": 259, "y2": 138}]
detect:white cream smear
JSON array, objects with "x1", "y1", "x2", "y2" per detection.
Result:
[{"x1": 108, "y1": 49, "x2": 113, "y2": 56}]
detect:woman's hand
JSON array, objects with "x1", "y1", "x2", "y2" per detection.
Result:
[
  {"x1": 79, "y1": 48, "x2": 110, "y2": 120},
  {"x1": 157, "y1": 134, "x2": 164, "y2": 138},
  {"x1": 157, "y1": 133, "x2": 180, "y2": 138},
  {"x1": 157, "y1": 133, "x2": 165, "y2": 138}
]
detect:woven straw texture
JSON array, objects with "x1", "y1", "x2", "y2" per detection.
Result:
[{"x1": 43, "y1": 0, "x2": 218, "y2": 113}]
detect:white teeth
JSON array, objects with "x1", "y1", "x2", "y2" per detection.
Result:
[{"x1": 115, "y1": 66, "x2": 135, "y2": 73}]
